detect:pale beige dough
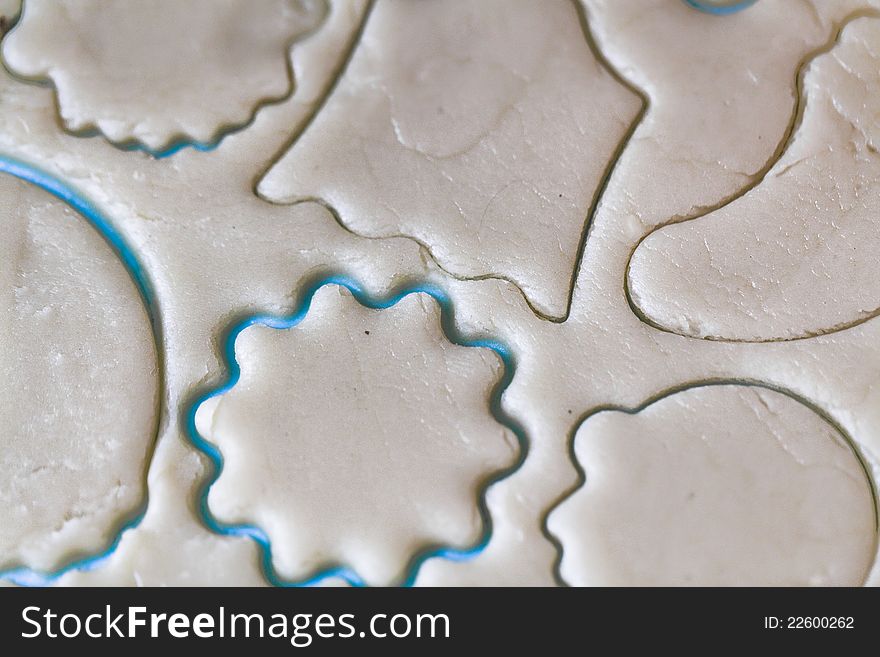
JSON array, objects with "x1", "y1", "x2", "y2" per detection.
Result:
[
  {"x1": 628, "y1": 17, "x2": 880, "y2": 341},
  {"x1": 0, "y1": 173, "x2": 158, "y2": 572},
  {"x1": 195, "y1": 286, "x2": 518, "y2": 586},
  {"x1": 257, "y1": 0, "x2": 642, "y2": 319},
  {"x1": 2, "y1": 0, "x2": 327, "y2": 150},
  {"x1": 0, "y1": 1, "x2": 19, "y2": 25},
  {"x1": 0, "y1": 0, "x2": 878, "y2": 587},
  {"x1": 547, "y1": 385, "x2": 877, "y2": 586},
  {"x1": 417, "y1": 0, "x2": 880, "y2": 587},
  {"x1": 0, "y1": 0, "x2": 372, "y2": 586}
]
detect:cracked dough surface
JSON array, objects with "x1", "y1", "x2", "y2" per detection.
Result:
[
  {"x1": 0, "y1": 0, "x2": 878, "y2": 587},
  {"x1": 628, "y1": 17, "x2": 880, "y2": 341}
]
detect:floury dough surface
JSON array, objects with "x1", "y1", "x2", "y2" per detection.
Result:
[
  {"x1": 0, "y1": 174, "x2": 158, "y2": 573},
  {"x1": 195, "y1": 287, "x2": 517, "y2": 586},
  {"x1": 0, "y1": 0, "x2": 878, "y2": 587}
]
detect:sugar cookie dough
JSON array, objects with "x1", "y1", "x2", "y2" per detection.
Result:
[
  {"x1": 258, "y1": 0, "x2": 641, "y2": 319},
  {"x1": 0, "y1": 0, "x2": 878, "y2": 588},
  {"x1": 194, "y1": 286, "x2": 518, "y2": 586},
  {"x1": 547, "y1": 385, "x2": 876, "y2": 586},
  {"x1": 3, "y1": 0, "x2": 328, "y2": 150},
  {"x1": 628, "y1": 17, "x2": 880, "y2": 341},
  {"x1": 0, "y1": 173, "x2": 158, "y2": 573}
]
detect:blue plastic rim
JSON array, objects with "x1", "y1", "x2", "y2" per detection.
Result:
[
  {"x1": 684, "y1": 0, "x2": 757, "y2": 16},
  {"x1": 185, "y1": 275, "x2": 529, "y2": 587},
  {"x1": 0, "y1": 154, "x2": 528, "y2": 586},
  {"x1": 0, "y1": 153, "x2": 160, "y2": 586},
  {"x1": 119, "y1": 135, "x2": 219, "y2": 159}
]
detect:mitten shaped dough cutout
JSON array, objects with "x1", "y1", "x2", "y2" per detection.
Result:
[{"x1": 628, "y1": 17, "x2": 880, "y2": 342}]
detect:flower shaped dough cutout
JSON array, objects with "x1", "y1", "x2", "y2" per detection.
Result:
[
  {"x1": 193, "y1": 284, "x2": 520, "y2": 586},
  {"x1": 2, "y1": 0, "x2": 328, "y2": 152}
]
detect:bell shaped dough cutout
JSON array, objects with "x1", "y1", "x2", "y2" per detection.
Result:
[
  {"x1": 193, "y1": 286, "x2": 519, "y2": 586},
  {"x1": 627, "y1": 17, "x2": 880, "y2": 341},
  {"x1": 547, "y1": 385, "x2": 877, "y2": 586},
  {"x1": 2, "y1": 0, "x2": 328, "y2": 151},
  {"x1": 257, "y1": 0, "x2": 642, "y2": 319},
  {"x1": 0, "y1": 173, "x2": 158, "y2": 573}
]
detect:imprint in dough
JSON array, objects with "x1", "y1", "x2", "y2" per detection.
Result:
[
  {"x1": 2, "y1": 0, "x2": 328, "y2": 151},
  {"x1": 257, "y1": 0, "x2": 642, "y2": 320},
  {"x1": 0, "y1": 172, "x2": 158, "y2": 573},
  {"x1": 627, "y1": 17, "x2": 880, "y2": 341},
  {"x1": 547, "y1": 385, "x2": 877, "y2": 586},
  {"x1": 193, "y1": 285, "x2": 519, "y2": 586}
]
